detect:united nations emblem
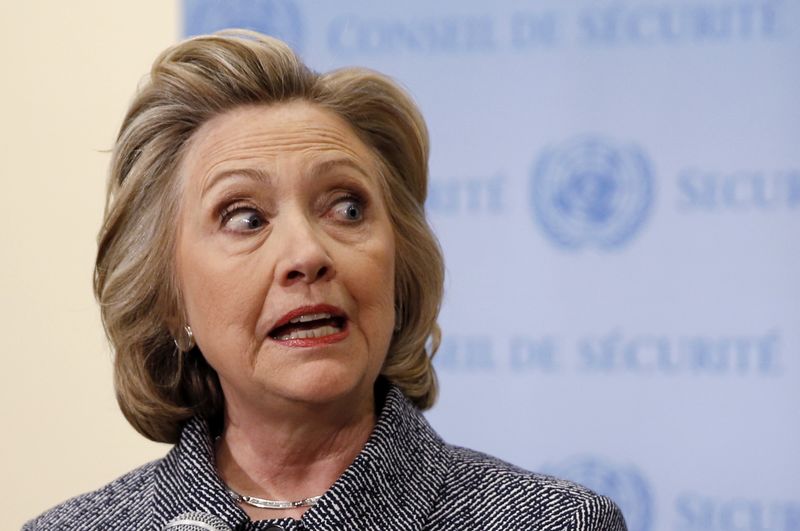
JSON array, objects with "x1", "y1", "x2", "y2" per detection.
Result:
[
  {"x1": 183, "y1": 0, "x2": 304, "y2": 53},
  {"x1": 531, "y1": 136, "x2": 654, "y2": 249},
  {"x1": 545, "y1": 456, "x2": 654, "y2": 531}
]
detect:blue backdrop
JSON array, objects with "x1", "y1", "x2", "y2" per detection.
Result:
[{"x1": 184, "y1": 1, "x2": 800, "y2": 530}]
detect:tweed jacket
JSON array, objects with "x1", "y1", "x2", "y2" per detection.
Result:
[{"x1": 26, "y1": 386, "x2": 627, "y2": 531}]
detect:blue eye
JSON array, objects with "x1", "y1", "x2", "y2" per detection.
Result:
[
  {"x1": 222, "y1": 207, "x2": 266, "y2": 232},
  {"x1": 335, "y1": 197, "x2": 364, "y2": 222}
]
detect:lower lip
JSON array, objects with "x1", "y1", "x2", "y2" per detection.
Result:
[{"x1": 270, "y1": 327, "x2": 350, "y2": 348}]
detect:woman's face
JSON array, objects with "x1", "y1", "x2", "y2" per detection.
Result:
[{"x1": 174, "y1": 101, "x2": 396, "y2": 413}]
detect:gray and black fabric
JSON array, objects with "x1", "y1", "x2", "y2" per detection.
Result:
[{"x1": 25, "y1": 386, "x2": 627, "y2": 530}]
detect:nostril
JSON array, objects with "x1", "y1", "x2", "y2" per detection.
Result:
[{"x1": 282, "y1": 262, "x2": 332, "y2": 285}]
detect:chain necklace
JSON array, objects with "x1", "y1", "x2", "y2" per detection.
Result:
[
  {"x1": 216, "y1": 435, "x2": 322, "y2": 510},
  {"x1": 226, "y1": 486, "x2": 322, "y2": 510}
]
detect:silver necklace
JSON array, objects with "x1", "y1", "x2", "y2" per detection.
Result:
[{"x1": 226, "y1": 486, "x2": 322, "y2": 510}]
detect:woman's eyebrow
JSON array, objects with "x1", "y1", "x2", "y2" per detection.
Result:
[
  {"x1": 309, "y1": 157, "x2": 371, "y2": 180},
  {"x1": 201, "y1": 167, "x2": 273, "y2": 197},
  {"x1": 200, "y1": 157, "x2": 371, "y2": 197}
]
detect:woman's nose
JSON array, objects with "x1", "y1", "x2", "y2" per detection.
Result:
[{"x1": 274, "y1": 216, "x2": 334, "y2": 286}]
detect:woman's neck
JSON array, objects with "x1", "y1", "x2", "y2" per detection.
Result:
[{"x1": 214, "y1": 388, "x2": 377, "y2": 521}]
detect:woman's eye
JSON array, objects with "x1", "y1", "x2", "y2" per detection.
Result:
[
  {"x1": 222, "y1": 208, "x2": 266, "y2": 232},
  {"x1": 333, "y1": 197, "x2": 364, "y2": 222}
]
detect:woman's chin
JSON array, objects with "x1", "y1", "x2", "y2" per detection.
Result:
[{"x1": 258, "y1": 362, "x2": 376, "y2": 410}]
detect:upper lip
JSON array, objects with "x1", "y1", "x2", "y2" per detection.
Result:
[{"x1": 268, "y1": 304, "x2": 348, "y2": 335}]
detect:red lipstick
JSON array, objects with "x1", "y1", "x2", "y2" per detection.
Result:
[{"x1": 268, "y1": 304, "x2": 349, "y2": 347}]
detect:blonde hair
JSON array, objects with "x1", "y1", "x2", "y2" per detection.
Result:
[{"x1": 94, "y1": 31, "x2": 444, "y2": 443}]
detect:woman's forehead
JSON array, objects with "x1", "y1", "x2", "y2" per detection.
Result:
[{"x1": 180, "y1": 101, "x2": 378, "y2": 187}]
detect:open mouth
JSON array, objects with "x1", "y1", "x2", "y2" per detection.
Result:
[{"x1": 269, "y1": 311, "x2": 348, "y2": 341}]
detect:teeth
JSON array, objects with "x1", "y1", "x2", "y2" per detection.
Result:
[
  {"x1": 277, "y1": 324, "x2": 340, "y2": 341},
  {"x1": 288, "y1": 312, "x2": 332, "y2": 324}
]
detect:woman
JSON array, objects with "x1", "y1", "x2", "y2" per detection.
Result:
[{"x1": 26, "y1": 31, "x2": 626, "y2": 531}]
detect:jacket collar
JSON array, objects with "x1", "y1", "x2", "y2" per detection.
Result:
[{"x1": 152, "y1": 385, "x2": 448, "y2": 530}]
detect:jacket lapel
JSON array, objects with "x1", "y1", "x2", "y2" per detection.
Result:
[
  {"x1": 151, "y1": 417, "x2": 250, "y2": 530},
  {"x1": 302, "y1": 387, "x2": 449, "y2": 530}
]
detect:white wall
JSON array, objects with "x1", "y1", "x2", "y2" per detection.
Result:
[{"x1": 1, "y1": 2, "x2": 179, "y2": 527}]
